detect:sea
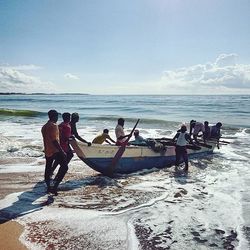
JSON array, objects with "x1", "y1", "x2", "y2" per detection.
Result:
[{"x1": 0, "y1": 94, "x2": 250, "y2": 250}]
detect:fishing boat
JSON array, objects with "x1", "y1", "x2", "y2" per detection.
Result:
[{"x1": 70, "y1": 139, "x2": 216, "y2": 175}]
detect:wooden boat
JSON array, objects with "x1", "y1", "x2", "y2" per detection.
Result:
[{"x1": 70, "y1": 139, "x2": 216, "y2": 175}]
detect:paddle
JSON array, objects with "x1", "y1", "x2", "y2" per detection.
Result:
[
  {"x1": 196, "y1": 142, "x2": 212, "y2": 149},
  {"x1": 208, "y1": 138, "x2": 231, "y2": 144},
  {"x1": 107, "y1": 119, "x2": 140, "y2": 176}
]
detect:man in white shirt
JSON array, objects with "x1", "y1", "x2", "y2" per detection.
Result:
[
  {"x1": 173, "y1": 125, "x2": 193, "y2": 171},
  {"x1": 115, "y1": 118, "x2": 130, "y2": 146},
  {"x1": 189, "y1": 120, "x2": 205, "y2": 143}
]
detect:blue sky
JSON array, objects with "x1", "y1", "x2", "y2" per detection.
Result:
[{"x1": 0, "y1": 0, "x2": 250, "y2": 94}]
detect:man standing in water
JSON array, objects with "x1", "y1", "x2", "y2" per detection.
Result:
[
  {"x1": 41, "y1": 110, "x2": 68, "y2": 195},
  {"x1": 173, "y1": 125, "x2": 193, "y2": 172},
  {"x1": 51, "y1": 112, "x2": 73, "y2": 177}
]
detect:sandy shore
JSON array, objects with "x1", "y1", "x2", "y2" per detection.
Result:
[
  {"x1": 0, "y1": 172, "x2": 33, "y2": 250},
  {"x1": 0, "y1": 162, "x2": 97, "y2": 250},
  {"x1": 0, "y1": 221, "x2": 27, "y2": 250}
]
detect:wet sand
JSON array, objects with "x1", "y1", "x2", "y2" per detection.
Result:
[
  {"x1": 0, "y1": 161, "x2": 101, "y2": 250},
  {"x1": 0, "y1": 172, "x2": 32, "y2": 250},
  {"x1": 0, "y1": 221, "x2": 27, "y2": 250}
]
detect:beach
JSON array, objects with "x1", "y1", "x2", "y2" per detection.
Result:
[
  {"x1": 0, "y1": 171, "x2": 37, "y2": 250},
  {"x1": 0, "y1": 221, "x2": 27, "y2": 250},
  {"x1": 0, "y1": 94, "x2": 250, "y2": 249}
]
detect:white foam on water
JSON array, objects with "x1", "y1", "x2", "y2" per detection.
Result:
[
  {"x1": 17, "y1": 206, "x2": 130, "y2": 250},
  {"x1": 0, "y1": 192, "x2": 21, "y2": 209}
]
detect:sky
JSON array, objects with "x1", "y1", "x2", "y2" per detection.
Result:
[{"x1": 0, "y1": 0, "x2": 250, "y2": 94}]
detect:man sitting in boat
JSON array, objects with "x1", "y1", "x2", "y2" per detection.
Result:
[
  {"x1": 92, "y1": 129, "x2": 116, "y2": 145},
  {"x1": 173, "y1": 125, "x2": 193, "y2": 172},
  {"x1": 115, "y1": 118, "x2": 131, "y2": 146},
  {"x1": 130, "y1": 129, "x2": 147, "y2": 146}
]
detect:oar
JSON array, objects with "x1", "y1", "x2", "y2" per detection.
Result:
[
  {"x1": 219, "y1": 140, "x2": 230, "y2": 144},
  {"x1": 107, "y1": 119, "x2": 140, "y2": 176},
  {"x1": 196, "y1": 141, "x2": 213, "y2": 149},
  {"x1": 209, "y1": 139, "x2": 231, "y2": 144}
]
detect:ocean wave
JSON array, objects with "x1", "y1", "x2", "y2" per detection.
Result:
[
  {"x1": 87, "y1": 116, "x2": 179, "y2": 126},
  {"x1": 0, "y1": 108, "x2": 45, "y2": 117}
]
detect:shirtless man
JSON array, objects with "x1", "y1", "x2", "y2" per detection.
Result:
[{"x1": 41, "y1": 110, "x2": 68, "y2": 195}]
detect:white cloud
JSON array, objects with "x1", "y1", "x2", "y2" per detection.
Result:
[
  {"x1": 64, "y1": 73, "x2": 80, "y2": 80},
  {"x1": 0, "y1": 65, "x2": 55, "y2": 93},
  {"x1": 1, "y1": 64, "x2": 42, "y2": 71},
  {"x1": 160, "y1": 54, "x2": 250, "y2": 94}
]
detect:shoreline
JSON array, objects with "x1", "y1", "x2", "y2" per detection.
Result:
[{"x1": 0, "y1": 172, "x2": 34, "y2": 250}]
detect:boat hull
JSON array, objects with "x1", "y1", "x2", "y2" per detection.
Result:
[{"x1": 70, "y1": 140, "x2": 215, "y2": 175}]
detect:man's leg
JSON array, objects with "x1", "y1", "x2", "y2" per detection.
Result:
[
  {"x1": 175, "y1": 147, "x2": 181, "y2": 167},
  {"x1": 50, "y1": 160, "x2": 59, "y2": 177},
  {"x1": 182, "y1": 149, "x2": 189, "y2": 171},
  {"x1": 44, "y1": 156, "x2": 54, "y2": 191},
  {"x1": 52, "y1": 153, "x2": 68, "y2": 194},
  {"x1": 66, "y1": 149, "x2": 74, "y2": 164}
]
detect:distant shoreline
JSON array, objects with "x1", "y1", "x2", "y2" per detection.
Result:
[
  {"x1": 0, "y1": 93, "x2": 249, "y2": 96},
  {"x1": 0, "y1": 92, "x2": 89, "y2": 95}
]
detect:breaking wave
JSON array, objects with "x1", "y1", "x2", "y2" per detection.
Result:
[{"x1": 0, "y1": 108, "x2": 45, "y2": 117}]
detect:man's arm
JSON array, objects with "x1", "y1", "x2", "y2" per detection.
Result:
[
  {"x1": 107, "y1": 135, "x2": 116, "y2": 144},
  {"x1": 117, "y1": 134, "x2": 130, "y2": 140},
  {"x1": 72, "y1": 124, "x2": 91, "y2": 145},
  {"x1": 52, "y1": 140, "x2": 67, "y2": 158},
  {"x1": 185, "y1": 133, "x2": 193, "y2": 144},
  {"x1": 172, "y1": 133, "x2": 179, "y2": 142}
]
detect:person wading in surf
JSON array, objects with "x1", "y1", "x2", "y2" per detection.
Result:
[
  {"x1": 41, "y1": 110, "x2": 69, "y2": 195},
  {"x1": 173, "y1": 125, "x2": 193, "y2": 172},
  {"x1": 51, "y1": 112, "x2": 74, "y2": 178}
]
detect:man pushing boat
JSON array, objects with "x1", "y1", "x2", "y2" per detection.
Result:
[{"x1": 173, "y1": 125, "x2": 193, "y2": 172}]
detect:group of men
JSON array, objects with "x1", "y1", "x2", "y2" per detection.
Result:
[
  {"x1": 189, "y1": 120, "x2": 222, "y2": 143},
  {"x1": 173, "y1": 120, "x2": 222, "y2": 172},
  {"x1": 42, "y1": 110, "x2": 222, "y2": 194},
  {"x1": 41, "y1": 111, "x2": 134, "y2": 195},
  {"x1": 41, "y1": 110, "x2": 91, "y2": 195}
]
